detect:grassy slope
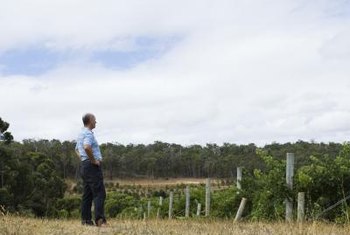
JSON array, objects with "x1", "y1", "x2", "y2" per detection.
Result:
[{"x1": 1, "y1": 216, "x2": 350, "y2": 235}]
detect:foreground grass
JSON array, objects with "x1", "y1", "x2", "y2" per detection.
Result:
[{"x1": 1, "y1": 215, "x2": 350, "y2": 235}]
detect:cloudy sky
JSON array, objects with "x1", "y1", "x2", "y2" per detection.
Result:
[{"x1": 1, "y1": 0, "x2": 350, "y2": 146}]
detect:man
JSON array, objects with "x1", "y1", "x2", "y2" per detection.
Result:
[{"x1": 75, "y1": 113, "x2": 107, "y2": 226}]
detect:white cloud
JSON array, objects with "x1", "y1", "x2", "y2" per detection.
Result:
[{"x1": 0, "y1": 0, "x2": 350, "y2": 145}]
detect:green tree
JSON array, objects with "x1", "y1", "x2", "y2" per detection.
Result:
[
  {"x1": 0, "y1": 117, "x2": 13, "y2": 144},
  {"x1": 295, "y1": 143, "x2": 350, "y2": 220},
  {"x1": 242, "y1": 149, "x2": 290, "y2": 221},
  {"x1": 29, "y1": 152, "x2": 67, "y2": 216}
]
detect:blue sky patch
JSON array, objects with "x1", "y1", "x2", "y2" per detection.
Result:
[
  {"x1": 90, "y1": 36, "x2": 179, "y2": 69},
  {"x1": 91, "y1": 50, "x2": 159, "y2": 69},
  {"x1": 321, "y1": 0, "x2": 350, "y2": 19},
  {"x1": 0, "y1": 47, "x2": 66, "y2": 76},
  {"x1": 0, "y1": 36, "x2": 180, "y2": 76}
]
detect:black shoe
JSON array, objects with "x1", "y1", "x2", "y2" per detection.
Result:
[
  {"x1": 96, "y1": 218, "x2": 107, "y2": 227},
  {"x1": 82, "y1": 220, "x2": 94, "y2": 226}
]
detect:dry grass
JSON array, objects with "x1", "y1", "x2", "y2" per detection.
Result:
[
  {"x1": 66, "y1": 178, "x2": 217, "y2": 193},
  {"x1": 105, "y1": 178, "x2": 213, "y2": 186},
  {"x1": 1, "y1": 215, "x2": 350, "y2": 235}
]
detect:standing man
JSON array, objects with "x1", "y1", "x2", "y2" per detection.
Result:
[{"x1": 75, "y1": 113, "x2": 107, "y2": 226}]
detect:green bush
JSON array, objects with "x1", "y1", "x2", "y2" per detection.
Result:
[
  {"x1": 212, "y1": 188, "x2": 242, "y2": 218},
  {"x1": 0, "y1": 188, "x2": 13, "y2": 210},
  {"x1": 55, "y1": 196, "x2": 81, "y2": 218},
  {"x1": 117, "y1": 206, "x2": 139, "y2": 219},
  {"x1": 58, "y1": 209, "x2": 69, "y2": 218},
  {"x1": 240, "y1": 149, "x2": 291, "y2": 221},
  {"x1": 105, "y1": 192, "x2": 139, "y2": 218}
]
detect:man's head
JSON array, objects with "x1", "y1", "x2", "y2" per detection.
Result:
[{"x1": 82, "y1": 113, "x2": 97, "y2": 130}]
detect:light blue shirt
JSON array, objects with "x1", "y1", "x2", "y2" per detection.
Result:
[{"x1": 75, "y1": 127, "x2": 102, "y2": 161}]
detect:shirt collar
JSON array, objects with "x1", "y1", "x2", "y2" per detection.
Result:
[{"x1": 83, "y1": 127, "x2": 93, "y2": 133}]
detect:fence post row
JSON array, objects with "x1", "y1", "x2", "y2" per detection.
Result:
[{"x1": 141, "y1": 153, "x2": 296, "y2": 221}]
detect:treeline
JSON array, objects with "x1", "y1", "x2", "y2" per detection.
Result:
[{"x1": 3, "y1": 139, "x2": 343, "y2": 180}]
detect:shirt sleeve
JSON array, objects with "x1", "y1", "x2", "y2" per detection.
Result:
[{"x1": 83, "y1": 132, "x2": 94, "y2": 146}]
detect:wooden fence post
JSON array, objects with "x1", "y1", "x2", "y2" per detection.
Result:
[
  {"x1": 185, "y1": 186, "x2": 190, "y2": 218},
  {"x1": 297, "y1": 192, "x2": 305, "y2": 222},
  {"x1": 205, "y1": 178, "x2": 211, "y2": 217},
  {"x1": 237, "y1": 167, "x2": 242, "y2": 190},
  {"x1": 234, "y1": 198, "x2": 247, "y2": 222},
  {"x1": 196, "y1": 203, "x2": 201, "y2": 216},
  {"x1": 147, "y1": 200, "x2": 151, "y2": 218},
  {"x1": 286, "y1": 153, "x2": 295, "y2": 222},
  {"x1": 168, "y1": 191, "x2": 174, "y2": 219},
  {"x1": 157, "y1": 196, "x2": 163, "y2": 219}
]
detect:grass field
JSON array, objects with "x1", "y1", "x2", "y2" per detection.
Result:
[{"x1": 1, "y1": 215, "x2": 350, "y2": 235}]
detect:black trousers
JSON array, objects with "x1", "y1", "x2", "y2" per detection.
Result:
[{"x1": 80, "y1": 160, "x2": 106, "y2": 225}]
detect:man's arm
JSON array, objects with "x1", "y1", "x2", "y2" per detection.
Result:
[{"x1": 84, "y1": 144, "x2": 100, "y2": 166}]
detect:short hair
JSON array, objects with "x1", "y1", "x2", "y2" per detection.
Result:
[{"x1": 82, "y1": 113, "x2": 94, "y2": 126}]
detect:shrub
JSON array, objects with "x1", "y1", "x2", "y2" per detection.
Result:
[{"x1": 55, "y1": 196, "x2": 81, "y2": 218}]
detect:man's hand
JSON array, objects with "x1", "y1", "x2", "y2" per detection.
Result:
[
  {"x1": 84, "y1": 144, "x2": 100, "y2": 166},
  {"x1": 92, "y1": 159, "x2": 101, "y2": 166}
]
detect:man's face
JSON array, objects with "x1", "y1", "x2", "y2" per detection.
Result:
[{"x1": 90, "y1": 116, "x2": 97, "y2": 129}]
